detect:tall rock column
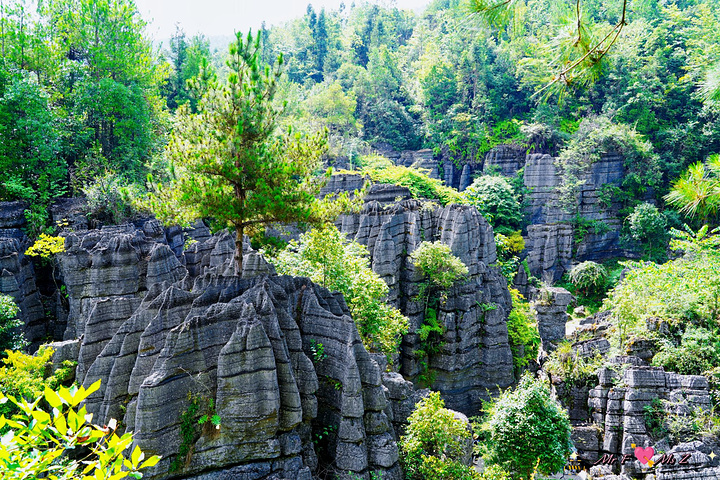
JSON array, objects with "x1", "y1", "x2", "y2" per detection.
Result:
[{"x1": 533, "y1": 286, "x2": 573, "y2": 356}]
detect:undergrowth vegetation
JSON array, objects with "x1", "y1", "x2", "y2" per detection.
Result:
[
  {"x1": 271, "y1": 225, "x2": 408, "y2": 356},
  {"x1": 353, "y1": 154, "x2": 461, "y2": 205}
]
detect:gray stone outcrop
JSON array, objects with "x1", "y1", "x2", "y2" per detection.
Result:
[
  {"x1": 81, "y1": 273, "x2": 400, "y2": 480},
  {"x1": 533, "y1": 287, "x2": 573, "y2": 354},
  {"x1": 338, "y1": 199, "x2": 514, "y2": 414},
  {"x1": 0, "y1": 236, "x2": 44, "y2": 340},
  {"x1": 586, "y1": 364, "x2": 714, "y2": 477},
  {"x1": 49, "y1": 221, "x2": 402, "y2": 480}
]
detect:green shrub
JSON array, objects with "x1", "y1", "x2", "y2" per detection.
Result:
[
  {"x1": 625, "y1": 202, "x2": 669, "y2": 261},
  {"x1": 506, "y1": 289, "x2": 540, "y2": 378},
  {"x1": 568, "y1": 261, "x2": 608, "y2": 296},
  {"x1": 0, "y1": 295, "x2": 25, "y2": 352},
  {"x1": 463, "y1": 175, "x2": 523, "y2": 234},
  {"x1": 643, "y1": 397, "x2": 669, "y2": 439},
  {"x1": 478, "y1": 464, "x2": 512, "y2": 480},
  {"x1": 400, "y1": 391, "x2": 479, "y2": 480},
  {"x1": 652, "y1": 326, "x2": 720, "y2": 376},
  {"x1": 478, "y1": 373, "x2": 572, "y2": 480},
  {"x1": 355, "y1": 154, "x2": 461, "y2": 206},
  {"x1": 410, "y1": 241, "x2": 469, "y2": 383},
  {"x1": 605, "y1": 227, "x2": 720, "y2": 348},
  {"x1": 495, "y1": 231, "x2": 525, "y2": 283},
  {"x1": 83, "y1": 173, "x2": 143, "y2": 225},
  {"x1": 0, "y1": 347, "x2": 77, "y2": 422},
  {"x1": 410, "y1": 241, "x2": 469, "y2": 291},
  {"x1": 271, "y1": 225, "x2": 408, "y2": 356},
  {"x1": 543, "y1": 342, "x2": 603, "y2": 388}
]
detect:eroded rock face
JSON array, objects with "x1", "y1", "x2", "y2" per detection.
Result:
[
  {"x1": 533, "y1": 287, "x2": 573, "y2": 355},
  {"x1": 52, "y1": 220, "x2": 400, "y2": 479},
  {"x1": 338, "y1": 200, "x2": 514, "y2": 413},
  {"x1": 479, "y1": 146, "x2": 631, "y2": 281},
  {"x1": 0, "y1": 236, "x2": 45, "y2": 340},
  {"x1": 585, "y1": 362, "x2": 717, "y2": 478},
  {"x1": 81, "y1": 273, "x2": 400, "y2": 480}
]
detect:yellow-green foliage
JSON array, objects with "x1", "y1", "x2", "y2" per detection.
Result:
[
  {"x1": 353, "y1": 154, "x2": 461, "y2": 205},
  {"x1": 410, "y1": 241, "x2": 469, "y2": 290},
  {"x1": 0, "y1": 380, "x2": 160, "y2": 479},
  {"x1": 543, "y1": 342, "x2": 603, "y2": 387},
  {"x1": 25, "y1": 234, "x2": 65, "y2": 261},
  {"x1": 495, "y1": 231, "x2": 525, "y2": 256},
  {"x1": 0, "y1": 347, "x2": 76, "y2": 420},
  {"x1": 400, "y1": 391, "x2": 479, "y2": 480},
  {"x1": 271, "y1": 225, "x2": 408, "y2": 356}
]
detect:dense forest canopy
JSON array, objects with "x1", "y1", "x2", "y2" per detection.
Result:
[{"x1": 1, "y1": 0, "x2": 720, "y2": 233}]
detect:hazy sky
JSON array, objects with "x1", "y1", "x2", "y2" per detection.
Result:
[{"x1": 135, "y1": 0, "x2": 432, "y2": 40}]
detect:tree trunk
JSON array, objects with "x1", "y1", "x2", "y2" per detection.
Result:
[{"x1": 234, "y1": 226, "x2": 244, "y2": 276}]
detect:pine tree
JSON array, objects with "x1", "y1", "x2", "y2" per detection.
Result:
[{"x1": 148, "y1": 31, "x2": 357, "y2": 274}]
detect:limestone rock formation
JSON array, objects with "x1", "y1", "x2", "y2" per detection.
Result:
[
  {"x1": 49, "y1": 219, "x2": 403, "y2": 479},
  {"x1": 0, "y1": 201, "x2": 28, "y2": 240},
  {"x1": 0, "y1": 236, "x2": 44, "y2": 340},
  {"x1": 0, "y1": 202, "x2": 45, "y2": 342},
  {"x1": 533, "y1": 286, "x2": 573, "y2": 355},
  {"x1": 79, "y1": 273, "x2": 400, "y2": 480},
  {"x1": 338, "y1": 199, "x2": 514, "y2": 414},
  {"x1": 579, "y1": 360, "x2": 720, "y2": 479}
]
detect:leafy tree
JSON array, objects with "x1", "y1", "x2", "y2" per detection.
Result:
[
  {"x1": 0, "y1": 379, "x2": 160, "y2": 479},
  {"x1": 400, "y1": 391, "x2": 480, "y2": 480},
  {"x1": 147, "y1": 32, "x2": 355, "y2": 273},
  {"x1": 0, "y1": 295, "x2": 24, "y2": 352},
  {"x1": 355, "y1": 45, "x2": 421, "y2": 150},
  {"x1": 39, "y1": 0, "x2": 166, "y2": 181},
  {"x1": 624, "y1": 202, "x2": 669, "y2": 261},
  {"x1": 421, "y1": 63, "x2": 459, "y2": 118},
  {"x1": 462, "y1": 175, "x2": 523, "y2": 234},
  {"x1": 271, "y1": 225, "x2": 408, "y2": 356},
  {"x1": 164, "y1": 26, "x2": 213, "y2": 112},
  {"x1": 479, "y1": 373, "x2": 572, "y2": 480},
  {"x1": 305, "y1": 81, "x2": 358, "y2": 133},
  {"x1": 411, "y1": 241, "x2": 469, "y2": 292},
  {"x1": 506, "y1": 289, "x2": 540, "y2": 378},
  {"x1": 0, "y1": 73, "x2": 64, "y2": 234},
  {"x1": 470, "y1": 0, "x2": 629, "y2": 97},
  {"x1": 606, "y1": 226, "x2": 720, "y2": 349}
]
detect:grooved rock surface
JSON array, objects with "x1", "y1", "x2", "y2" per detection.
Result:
[
  {"x1": 586, "y1": 364, "x2": 715, "y2": 478},
  {"x1": 0, "y1": 236, "x2": 44, "y2": 340},
  {"x1": 533, "y1": 287, "x2": 573, "y2": 354},
  {"x1": 0, "y1": 201, "x2": 28, "y2": 240},
  {"x1": 82, "y1": 273, "x2": 400, "y2": 480},
  {"x1": 337, "y1": 199, "x2": 514, "y2": 414},
  {"x1": 54, "y1": 220, "x2": 401, "y2": 480}
]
